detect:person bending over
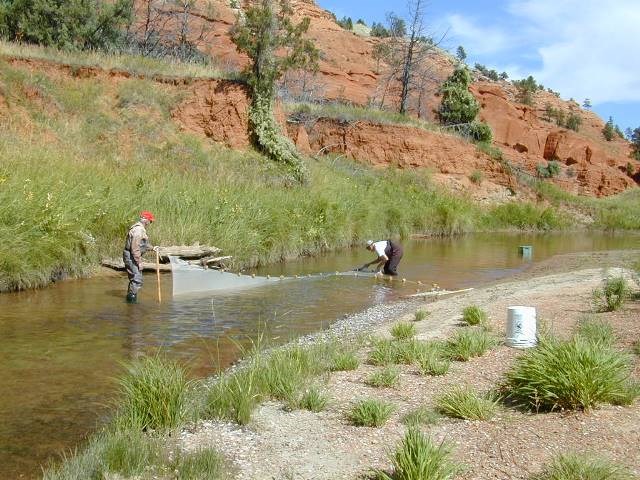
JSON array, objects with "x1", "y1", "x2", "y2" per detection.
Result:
[{"x1": 360, "y1": 239, "x2": 404, "y2": 276}]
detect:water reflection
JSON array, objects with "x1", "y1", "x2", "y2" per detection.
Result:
[{"x1": 0, "y1": 233, "x2": 637, "y2": 478}]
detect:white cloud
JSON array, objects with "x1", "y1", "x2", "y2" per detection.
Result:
[
  {"x1": 444, "y1": 14, "x2": 511, "y2": 55},
  {"x1": 509, "y1": 0, "x2": 640, "y2": 104},
  {"x1": 442, "y1": 0, "x2": 640, "y2": 104}
]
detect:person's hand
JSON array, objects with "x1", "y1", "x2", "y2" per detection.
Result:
[{"x1": 153, "y1": 246, "x2": 160, "y2": 253}]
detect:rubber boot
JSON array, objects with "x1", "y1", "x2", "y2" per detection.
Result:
[{"x1": 126, "y1": 292, "x2": 137, "y2": 304}]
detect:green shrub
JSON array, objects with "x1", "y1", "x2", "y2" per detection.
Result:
[
  {"x1": 0, "y1": 0, "x2": 131, "y2": 50},
  {"x1": 174, "y1": 448, "x2": 224, "y2": 480},
  {"x1": 401, "y1": 406, "x2": 441, "y2": 427},
  {"x1": 469, "y1": 170, "x2": 483, "y2": 185},
  {"x1": 376, "y1": 428, "x2": 460, "y2": 480},
  {"x1": 565, "y1": 113, "x2": 582, "y2": 132},
  {"x1": 504, "y1": 336, "x2": 638, "y2": 411},
  {"x1": 462, "y1": 305, "x2": 488, "y2": 326},
  {"x1": 593, "y1": 276, "x2": 629, "y2": 312},
  {"x1": 435, "y1": 385, "x2": 498, "y2": 420},
  {"x1": 116, "y1": 356, "x2": 192, "y2": 431},
  {"x1": 330, "y1": 351, "x2": 360, "y2": 371},
  {"x1": 348, "y1": 399, "x2": 395, "y2": 427},
  {"x1": 391, "y1": 322, "x2": 417, "y2": 340},
  {"x1": 465, "y1": 121, "x2": 493, "y2": 142},
  {"x1": 446, "y1": 328, "x2": 496, "y2": 361},
  {"x1": 537, "y1": 161, "x2": 561, "y2": 178},
  {"x1": 438, "y1": 67, "x2": 480, "y2": 125},
  {"x1": 414, "y1": 309, "x2": 430, "y2": 322},
  {"x1": 366, "y1": 366, "x2": 400, "y2": 388},
  {"x1": 532, "y1": 452, "x2": 634, "y2": 480}
]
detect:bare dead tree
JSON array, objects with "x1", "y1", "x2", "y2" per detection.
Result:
[
  {"x1": 124, "y1": 0, "x2": 216, "y2": 61},
  {"x1": 370, "y1": 1, "x2": 446, "y2": 115}
]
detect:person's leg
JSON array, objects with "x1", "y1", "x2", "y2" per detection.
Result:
[
  {"x1": 383, "y1": 246, "x2": 403, "y2": 276},
  {"x1": 123, "y1": 252, "x2": 142, "y2": 302}
]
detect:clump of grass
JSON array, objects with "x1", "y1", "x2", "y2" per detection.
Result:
[
  {"x1": 100, "y1": 429, "x2": 161, "y2": 477},
  {"x1": 435, "y1": 385, "x2": 499, "y2": 420},
  {"x1": 205, "y1": 368, "x2": 263, "y2": 425},
  {"x1": 504, "y1": 336, "x2": 638, "y2": 411},
  {"x1": 297, "y1": 386, "x2": 329, "y2": 412},
  {"x1": 116, "y1": 355, "x2": 192, "y2": 431},
  {"x1": 532, "y1": 452, "x2": 634, "y2": 480},
  {"x1": 574, "y1": 316, "x2": 615, "y2": 346},
  {"x1": 174, "y1": 448, "x2": 224, "y2": 480},
  {"x1": 445, "y1": 328, "x2": 496, "y2": 361},
  {"x1": 462, "y1": 305, "x2": 488, "y2": 326},
  {"x1": 376, "y1": 428, "x2": 460, "y2": 480},
  {"x1": 330, "y1": 350, "x2": 360, "y2": 371},
  {"x1": 633, "y1": 341, "x2": 640, "y2": 356},
  {"x1": 593, "y1": 276, "x2": 629, "y2": 312},
  {"x1": 348, "y1": 399, "x2": 395, "y2": 427},
  {"x1": 366, "y1": 366, "x2": 400, "y2": 388},
  {"x1": 414, "y1": 309, "x2": 430, "y2": 322},
  {"x1": 368, "y1": 338, "x2": 399, "y2": 366},
  {"x1": 469, "y1": 170, "x2": 483, "y2": 185},
  {"x1": 391, "y1": 322, "x2": 417, "y2": 340},
  {"x1": 401, "y1": 406, "x2": 441, "y2": 427},
  {"x1": 395, "y1": 339, "x2": 426, "y2": 364},
  {"x1": 416, "y1": 347, "x2": 450, "y2": 376}
]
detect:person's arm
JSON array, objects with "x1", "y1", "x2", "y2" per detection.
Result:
[{"x1": 361, "y1": 253, "x2": 389, "y2": 270}]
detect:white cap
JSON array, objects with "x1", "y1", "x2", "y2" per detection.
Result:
[{"x1": 366, "y1": 240, "x2": 374, "y2": 246}]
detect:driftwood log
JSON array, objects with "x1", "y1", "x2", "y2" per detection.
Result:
[{"x1": 101, "y1": 245, "x2": 225, "y2": 272}]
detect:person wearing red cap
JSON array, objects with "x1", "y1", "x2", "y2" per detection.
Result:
[{"x1": 123, "y1": 211, "x2": 157, "y2": 303}]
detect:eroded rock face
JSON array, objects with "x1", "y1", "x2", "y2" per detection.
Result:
[
  {"x1": 471, "y1": 82, "x2": 637, "y2": 196},
  {"x1": 172, "y1": 80, "x2": 252, "y2": 149},
  {"x1": 159, "y1": 1, "x2": 639, "y2": 197}
]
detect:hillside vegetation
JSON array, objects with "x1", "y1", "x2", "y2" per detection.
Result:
[{"x1": 0, "y1": 50, "x2": 638, "y2": 292}]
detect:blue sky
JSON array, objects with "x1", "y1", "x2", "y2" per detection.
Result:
[{"x1": 316, "y1": 0, "x2": 639, "y2": 132}]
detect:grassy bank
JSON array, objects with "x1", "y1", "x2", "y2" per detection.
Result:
[{"x1": 0, "y1": 57, "x2": 635, "y2": 292}]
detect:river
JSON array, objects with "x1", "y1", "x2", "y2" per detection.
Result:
[{"x1": 0, "y1": 232, "x2": 637, "y2": 478}]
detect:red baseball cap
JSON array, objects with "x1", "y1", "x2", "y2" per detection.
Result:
[{"x1": 140, "y1": 211, "x2": 155, "y2": 222}]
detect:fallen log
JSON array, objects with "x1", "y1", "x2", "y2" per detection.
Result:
[
  {"x1": 156, "y1": 245, "x2": 221, "y2": 259},
  {"x1": 101, "y1": 259, "x2": 172, "y2": 272}
]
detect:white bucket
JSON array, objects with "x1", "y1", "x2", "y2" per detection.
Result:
[{"x1": 505, "y1": 306, "x2": 537, "y2": 348}]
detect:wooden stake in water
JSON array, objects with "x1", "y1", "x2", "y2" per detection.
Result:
[{"x1": 156, "y1": 249, "x2": 162, "y2": 303}]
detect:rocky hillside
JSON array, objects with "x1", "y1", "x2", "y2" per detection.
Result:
[{"x1": 153, "y1": 0, "x2": 638, "y2": 198}]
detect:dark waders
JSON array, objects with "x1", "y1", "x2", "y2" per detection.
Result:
[
  {"x1": 383, "y1": 240, "x2": 403, "y2": 276},
  {"x1": 123, "y1": 250, "x2": 143, "y2": 303}
]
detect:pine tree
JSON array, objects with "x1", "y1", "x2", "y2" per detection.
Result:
[{"x1": 602, "y1": 116, "x2": 615, "y2": 141}]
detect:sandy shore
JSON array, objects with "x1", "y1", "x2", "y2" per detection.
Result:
[{"x1": 179, "y1": 250, "x2": 640, "y2": 479}]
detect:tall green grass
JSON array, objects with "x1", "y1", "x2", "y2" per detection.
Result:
[
  {"x1": 445, "y1": 328, "x2": 497, "y2": 361},
  {"x1": 116, "y1": 355, "x2": 192, "y2": 431},
  {"x1": 504, "y1": 336, "x2": 638, "y2": 411},
  {"x1": 347, "y1": 398, "x2": 395, "y2": 427},
  {"x1": 376, "y1": 428, "x2": 460, "y2": 480},
  {"x1": 435, "y1": 385, "x2": 499, "y2": 420},
  {"x1": 532, "y1": 452, "x2": 634, "y2": 480}
]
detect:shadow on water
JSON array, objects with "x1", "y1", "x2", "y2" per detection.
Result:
[{"x1": 0, "y1": 233, "x2": 637, "y2": 478}]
